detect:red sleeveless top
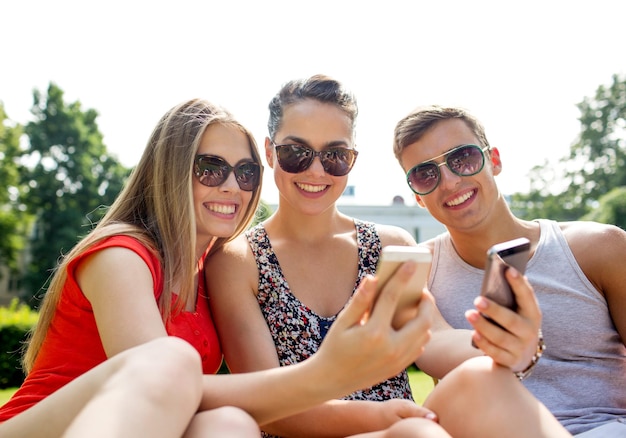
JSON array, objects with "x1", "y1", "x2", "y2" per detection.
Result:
[{"x1": 0, "y1": 235, "x2": 222, "y2": 420}]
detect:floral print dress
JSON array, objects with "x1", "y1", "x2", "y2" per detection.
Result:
[{"x1": 246, "y1": 220, "x2": 414, "y2": 414}]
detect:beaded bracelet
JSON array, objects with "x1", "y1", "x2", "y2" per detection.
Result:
[{"x1": 514, "y1": 329, "x2": 546, "y2": 381}]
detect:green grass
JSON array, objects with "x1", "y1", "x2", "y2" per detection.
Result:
[
  {"x1": 0, "y1": 388, "x2": 16, "y2": 406},
  {"x1": 408, "y1": 369, "x2": 435, "y2": 404},
  {"x1": 0, "y1": 370, "x2": 435, "y2": 409}
]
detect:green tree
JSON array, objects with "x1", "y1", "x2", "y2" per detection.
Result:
[
  {"x1": 20, "y1": 83, "x2": 130, "y2": 305},
  {"x1": 581, "y1": 186, "x2": 626, "y2": 230},
  {"x1": 0, "y1": 103, "x2": 28, "y2": 273},
  {"x1": 251, "y1": 199, "x2": 273, "y2": 227},
  {"x1": 513, "y1": 74, "x2": 626, "y2": 220}
]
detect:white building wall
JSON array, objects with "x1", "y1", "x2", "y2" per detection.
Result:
[
  {"x1": 267, "y1": 203, "x2": 446, "y2": 243},
  {"x1": 337, "y1": 204, "x2": 446, "y2": 243}
]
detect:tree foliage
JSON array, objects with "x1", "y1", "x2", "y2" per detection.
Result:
[
  {"x1": 0, "y1": 103, "x2": 28, "y2": 273},
  {"x1": 581, "y1": 187, "x2": 626, "y2": 230},
  {"x1": 513, "y1": 74, "x2": 626, "y2": 223},
  {"x1": 251, "y1": 199, "x2": 273, "y2": 227},
  {"x1": 19, "y1": 83, "x2": 130, "y2": 304}
]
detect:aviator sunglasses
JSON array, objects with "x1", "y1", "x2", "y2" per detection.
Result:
[
  {"x1": 406, "y1": 144, "x2": 490, "y2": 195},
  {"x1": 193, "y1": 155, "x2": 261, "y2": 191},
  {"x1": 271, "y1": 140, "x2": 358, "y2": 176}
]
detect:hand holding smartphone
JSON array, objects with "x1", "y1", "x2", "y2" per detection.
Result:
[
  {"x1": 480, "y1": 237, "x2": 530, "y2": 316},
  {"x1": 375, "y1": 245, "x2": 432, "y2": 328}
]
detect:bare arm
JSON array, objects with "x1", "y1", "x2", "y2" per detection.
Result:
[
  {"x1": 564, "y1": 222, "x2": 626, "y2": 346},
  {"x1": 77, "y1": 247, "x2": 170, "y2": 356},
  {"x1": 415, "y1": 305, "x2": 480, "y2": 379}
]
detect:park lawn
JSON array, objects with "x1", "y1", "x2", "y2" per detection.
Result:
[
  {"x1": 408, "y1": 369, "x2": 435, "y2": 404},
  {"x1": 0, "y1": 370, "x2": 435, "y2": 409},
  {"x1": 0, "y1": 388, "x2": 15, "y2": 406}
]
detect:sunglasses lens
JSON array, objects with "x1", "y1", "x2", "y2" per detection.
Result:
[
  {"x1": 195, "y1": 156, "x2": 260, "y2": 191},
  {"x1": 322, "y1": 148, "x2": 358, "y2": 176},
  {"x1": 196, "y1": 156, "x2": 229, "y2": 187},
  {"x1": 234, "y1": 162, "x2": 261, "y2": 191},
  {"x1": 406, "y1": 145, "x2": 486, "y2": 195},
  {"x1": 408, "y1": 163, "x2": 439, "y2": 195},
  {"x1": 275, "y1": 144, "x2": 357, "y2": 176},
  {"x1": 275, "y1": 145, "x2": 313, "y2": 173},
  {"x1": 447, "y1": 145, "x2": 484, "y2": 176}
]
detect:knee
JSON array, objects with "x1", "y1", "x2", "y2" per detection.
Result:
[
  {"x1": 116, "y1": 337, "x2": 203, "y2": 408},
  {"x1": 439, "y1": 356, "x2": 509, "y2": 392},
  {"x1": 425, "y1": 356, "x2": 516, "y2": 413},
  {"x1": 186, "y1": 406, "x2": 259, "y2": 437},
  {"x1": 384, "y1": 418, "x2": 451, "y2": 438}
]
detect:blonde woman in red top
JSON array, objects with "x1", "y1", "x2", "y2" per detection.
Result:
[{"x1": 0, "y1": 99, "x2": 433, "y2": 437}]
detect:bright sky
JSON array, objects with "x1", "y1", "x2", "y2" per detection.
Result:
[{"x1": 2, "y1": 0, "x2": 624, "y2": 206}]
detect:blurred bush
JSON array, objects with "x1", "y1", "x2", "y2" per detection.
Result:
[{"x1": 0, "y1": 299, "x2": 38, "y2": 388}]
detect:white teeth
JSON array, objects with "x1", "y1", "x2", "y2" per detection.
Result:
[
  {"x1": 446, "y1": 191, "x2": 473, "y2": 207},
  {"x1": 208, "y1": 203, "x2": 236, "y2": 214},
  {"x1": 296, "y1": 182, "x2": 327, "y2": 193}
]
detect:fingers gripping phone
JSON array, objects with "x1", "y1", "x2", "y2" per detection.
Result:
[
  {"x1": 375, "y1": 245, "x2": 432, "y2": 328},
  {"x1": 480, "y1": 237, "x2": 531, "y2": 313}
]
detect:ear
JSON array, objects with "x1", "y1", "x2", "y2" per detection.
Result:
[
  {"x1": 489, "y1": 147, "x2": 502, "y2": 176},
  {"x1": 414, "y1": 193, "x2": 426, "y2": 208},
  {"x1": 264, "y1": 137, "x2": 275, "y2": 170}
]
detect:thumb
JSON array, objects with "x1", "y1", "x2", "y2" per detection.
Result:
[
  {"x1": 332, "y1": 276, "x2": 377, "y2": 330},
  {"x1": 506, "y1": 267, "x2": 541, "y2": 321}
]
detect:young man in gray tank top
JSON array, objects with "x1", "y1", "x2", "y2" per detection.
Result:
[{"x1": 392, "y1": 105, "x2": 626, "y2": 437}]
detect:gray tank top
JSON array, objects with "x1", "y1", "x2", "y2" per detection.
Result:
[{"x1": 430, "y1": 219, "x2": 626, "y2": 435}]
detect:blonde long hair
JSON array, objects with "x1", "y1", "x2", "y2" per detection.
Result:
[{"x1": 23, "y1": 99, "x2": 263, "y2": 372}]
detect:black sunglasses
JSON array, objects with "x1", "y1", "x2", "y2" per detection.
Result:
[
  {"x1": 406, "y1": 144, "x2": 490, "y2": 195},
  {"x1": 193, "y1": 155, "x2": 261, "y2": 192},
  {"x1": 271, "y1": 141, "x2": 358, "y2": 176}
]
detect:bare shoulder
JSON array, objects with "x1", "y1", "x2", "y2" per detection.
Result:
[
  {"x1": 417, "y1": 236, "x2": 436, "y2": 253},
  {"x1": 560, "y1": 220, "x2": 626, "y2": 254},
  {"x1": 213, "y1": 233, "x2": 253, "y2": 261},
  {"x1": 77, "y1": 246, "x2": 154, "y2": 304},
  {"x1": 205, "y1": 233, "x2": 257, "y2": 284},
  {"x1": 375, "y1": 223, "x2": 418, "y2": 247},
  {"x1": 560, "y1": 221, "x2": 626, "y2": 293},
  {"x1": 77, "y1": 246, "x2": 151, "y2": 282}
]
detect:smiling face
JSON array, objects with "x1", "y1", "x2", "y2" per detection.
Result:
[
  {"x1": 400, "y1": 118, "x2": 502, "y2": 232},
  {"x1": 266, "y1": 99, "x2": 355, "y2": 216},
  {"x1": 193, "y1": 122, "x2": 255, "y2": 247}
]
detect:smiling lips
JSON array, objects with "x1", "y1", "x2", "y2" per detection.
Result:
[
  {"x1": 296, "y1": 182, "x2": 328, "y2": 193},
  {"x1": 445, "y1": 190, "x2": 475, "y2": 207},
  {"x1": 207, "y1": 202, "x2": 236, "y2": 215}
]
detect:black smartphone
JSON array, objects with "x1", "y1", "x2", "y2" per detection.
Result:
[{"x1": 480, "y1": 237, "x2": 531, "y2": 313}]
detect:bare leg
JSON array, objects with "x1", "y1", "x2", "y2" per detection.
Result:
[
  {"x1": 185, "y1": 406, "x2": 260, "y2": 437},
  {"x1": 424, "y1": 356, "x2": 572, "y2": 438},
  {"x1": 1, "y1": 337, "x2": 203, "y2": 438}
]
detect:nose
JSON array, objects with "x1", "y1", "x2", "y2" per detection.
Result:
[
  {"x1": 307, "y1": 155, "x2": 326, "y2": 176},
  {"x1": 438, "y1": 163, "x2": 462, "y2": 190},
  {"x1": 219, "y1": 171, "x2": 240, "y2": 191}
]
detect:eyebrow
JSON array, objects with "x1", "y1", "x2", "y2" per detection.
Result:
[
  {"x1": 421, "y1": 144, "x2": 469, "y2": 163},
  {"x1": 278, "y1": 135, "x2": 351, "y2": 149}
]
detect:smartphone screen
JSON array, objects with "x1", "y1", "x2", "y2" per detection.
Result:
[{"x1": 375, "y1": 245, "x2": 432, "y2": 328}]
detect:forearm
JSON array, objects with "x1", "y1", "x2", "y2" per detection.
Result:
[
  {"x1": 260, "y1": 400, "x2": 387, "y2": 438},
  {"x1": 417, "y1": 329, "x2": 481, "y2": 379},
  {"x1": 198, "y1": 357, "x2": 356, "y2": 426}
]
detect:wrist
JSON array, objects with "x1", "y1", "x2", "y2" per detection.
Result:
[{"x1": 514, "y1": 329, "x2": 545, "y2": 381}]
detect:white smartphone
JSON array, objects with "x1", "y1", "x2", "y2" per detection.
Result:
[
  {"x1": 375, "y1": 245, "x2": 432, "y2": 328},
  {"x1": 480, "y1": 237, "x2": 531, "y2": 313}
]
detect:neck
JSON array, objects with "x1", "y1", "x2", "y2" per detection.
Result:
[
  {"x1": 196, "y1": 237, "x2": 215, "y2": 264},
  {"x1": 266, "y1": 204, "x2": 350, "y2": 244},
  {"x1": 446, "y1": 203, "x2": 534, "y2": 268}
]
